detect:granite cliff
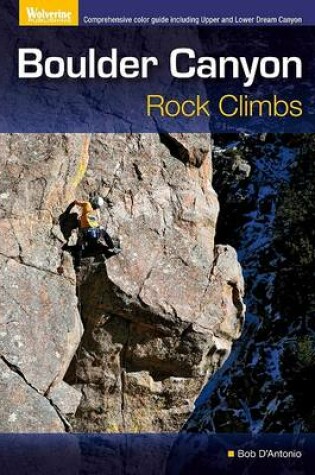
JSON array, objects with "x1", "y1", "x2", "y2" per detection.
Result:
[{"x1": 0, "y1": 133, "x2": 245, "y2": 432}]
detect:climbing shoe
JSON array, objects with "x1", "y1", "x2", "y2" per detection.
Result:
[{"x1": 108, "y1": 247, "x2": 121, "y2": 255}]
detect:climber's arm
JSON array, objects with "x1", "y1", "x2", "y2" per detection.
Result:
[
  {"x1": 64, "y1": 201, "x2": 77, "y2": 214},
  {"x1": 96, "y1": 208, "x2": 101, "y2": 221},
  {"x1": 74, "y1": 200, "x2": 87, "y2": 208}
]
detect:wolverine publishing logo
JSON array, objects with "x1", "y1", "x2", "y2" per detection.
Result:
[
  {"x1": 19, "y1": 0, "x2": 78, "y2": 26},
  {"x1": 26, "y1": 7, "x2": 72, "y2": 23}
]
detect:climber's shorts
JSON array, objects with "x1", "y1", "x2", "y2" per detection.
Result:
[{"x1": 81, "y1": 227, "x2": 101, "y2": 241}]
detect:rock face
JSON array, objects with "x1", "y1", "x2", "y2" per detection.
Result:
[
  {"x1": 65, "y1": 133, "x2": 245, "y2": 432},
  {"x1": 0, "y1": 133, "x2": 245, "y2": 432},
  {"x1": 0, "y1": 134, "x2": 86, "y2": 431}
]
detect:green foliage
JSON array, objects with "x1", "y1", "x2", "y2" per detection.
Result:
[
  {"x1": 273, "y1": 134, "x2": 315, "y2": 326},
  {"x1": 296, "y1": 336, "x2": 315, "y2": 368},
  {"x1": 274, "y1": 137, "x2": 315, "y2": 267}
]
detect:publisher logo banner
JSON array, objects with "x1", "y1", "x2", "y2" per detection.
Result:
[{"x1": 19, "y1": 0, "x2": 79, "y2": 26}]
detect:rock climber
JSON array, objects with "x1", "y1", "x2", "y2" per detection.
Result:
[{"x1": 69, "y1": 196, "x2": 120, "y2": 269}]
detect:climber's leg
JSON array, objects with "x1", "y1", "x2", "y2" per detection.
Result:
[
  {"x1": 74, "y1": 231, "x2": 84, "y2": 269},
  {"x1": 101, "y1": 229, "x2": 114, "y2": 248},
  {"x1": 74, "y1": 244, "x2": 83, "y2": 270},
  {"x1": 101, "y1": 228, "x2": 121, "y2": 254}
]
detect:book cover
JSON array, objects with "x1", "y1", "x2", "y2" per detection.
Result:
[{"x1": 0, "y1": 1, "x2": 314, "y2": 473}]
